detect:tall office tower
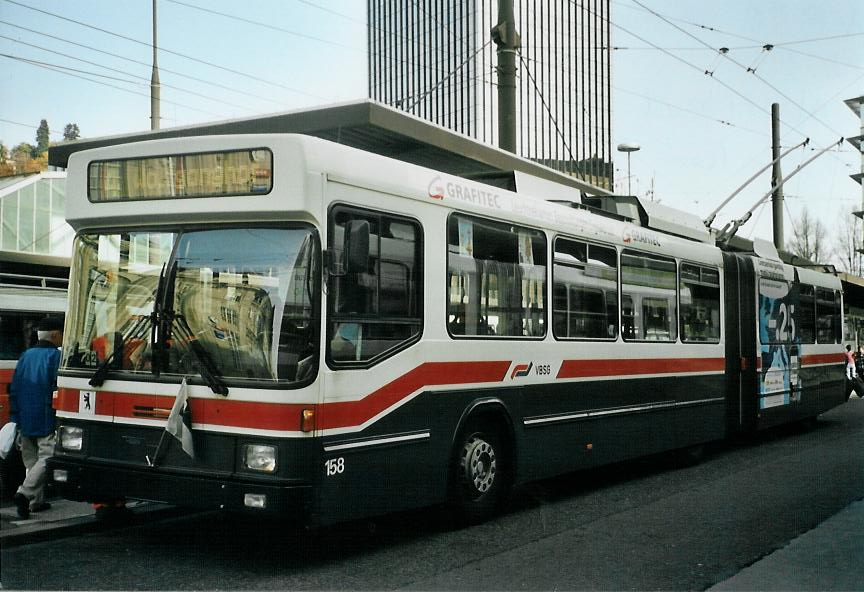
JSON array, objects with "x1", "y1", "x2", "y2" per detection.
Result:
[{"x1": 368, "y1": 0, "x2": 612, "y2": 189}]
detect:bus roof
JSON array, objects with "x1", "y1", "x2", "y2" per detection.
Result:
[{"x1": 49, "y1": 100, "x2": 610, "y2": 197}]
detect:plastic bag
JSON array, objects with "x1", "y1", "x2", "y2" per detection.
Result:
[{"x1": 0, "y1": 421, "x2": 17, "y2": 459}]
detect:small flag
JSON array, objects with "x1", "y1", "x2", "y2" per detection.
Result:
[{"x1": 165, "y1": 378, "x2": 195, "y2": 458}]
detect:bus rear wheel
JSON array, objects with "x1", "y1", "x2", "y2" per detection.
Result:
[{"x1": 449, "y1": 421, "x2": 511, "y2": 524}]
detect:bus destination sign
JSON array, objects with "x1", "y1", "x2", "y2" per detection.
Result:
[{"x1": 88, "y1": 148, "x2": 273, "y2": 202}]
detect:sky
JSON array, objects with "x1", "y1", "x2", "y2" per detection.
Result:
[{"x1": 0, "y1": 0, "x2": 861, "y2": 260}]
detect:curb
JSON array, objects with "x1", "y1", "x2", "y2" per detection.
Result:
[{"x1": 0, "y1": 502, "x2": 189, "y2": 548}]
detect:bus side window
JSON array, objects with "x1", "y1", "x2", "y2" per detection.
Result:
[
  {"x1": 679, "y1": 263, "x2": 721, "y2": 343},
  {"x1": 797, "y1": 284, "x2": 816, "y2": 344},
  {"x1": 446, "y1": 214, "x2": 546, "y2": 339},
  {"x1": 621, "y1": 251, "x2": 677, "y2": 342},
  {"x1": 816, "y1": 288, "x2": 841, "y2": 344},
  {"x1": 327, "y1": 207, "x2": 423, "y2": 366},
  {"x1": 0, "y1": 313, "x2": 41, "y2": 360},
  {"x1": 552, "y1": 238, "x2": 617, "y2": 340}
]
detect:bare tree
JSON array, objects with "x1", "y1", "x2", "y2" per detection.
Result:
[
  {"x1": 832, "y1": 208, "x2": 863, "y2": 276},
  {"x1": 787, "y1": 207, "x2": 828, "y2": 263}
]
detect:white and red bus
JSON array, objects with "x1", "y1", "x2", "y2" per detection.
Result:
[
  {"x1": 47, "y1": 132, "x2": 846, "y2": 526},
  {"x1": 0, "y1": 271, "x2": 68, "y2": 498}
]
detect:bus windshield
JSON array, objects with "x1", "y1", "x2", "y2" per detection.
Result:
[{"x1": 63, "y1": 227, "x2": 318, "y2": 386}]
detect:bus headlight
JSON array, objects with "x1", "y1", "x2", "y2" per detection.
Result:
[
  {"x1": 243, "y1": 444, "x2": 277, "y2": 473},
  {"x1": 59, "y1": 426, "x2": 84, "y2": 451}
]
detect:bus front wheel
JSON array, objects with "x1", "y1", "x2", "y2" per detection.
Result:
[{"x1": 449, "y1": 421, "x2": 511, "y2": 524}]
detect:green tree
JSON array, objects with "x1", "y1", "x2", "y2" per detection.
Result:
[
  {"x1": 63, "y1": 123, "x2": 80, "y2": 141},
  {"x1": 12, "y1": 142, "x2": 35, "y2": 158},
  {"x1": 36, "y1": 119, "x2": 50, "y2": 154},
  {"x1": 0, "y1": 141, "x2": 8, "y2": 162}
]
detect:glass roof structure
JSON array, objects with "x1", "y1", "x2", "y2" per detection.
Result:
[{"x1": 0, "y1": 171, "x2": 74, "y2": 262}]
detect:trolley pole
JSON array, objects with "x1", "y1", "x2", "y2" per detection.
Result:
[
  {"x1": 150, "y1": 0, "x2": 161, "y2": 131},
  {"x1": 771, "y1": 103, "x2": 784, "y2": 250},
  {"x1": 492, "y1": 0, "x2": 520, "y2": 153}
]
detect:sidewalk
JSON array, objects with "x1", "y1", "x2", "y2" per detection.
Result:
[
  {"x1": 709, "y1": 499, "x2": 864, "y2": 591},
  {"x1": 0, "y1": 497, "x2": 182, "y2": 548}
]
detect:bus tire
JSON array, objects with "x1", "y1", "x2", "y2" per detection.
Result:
[
  {"x1": 449, "y1": 420, "x2": 511, "y2": 525},
  {"x1": 0, "y1": 448, "x2": 26, "y2": 501}
]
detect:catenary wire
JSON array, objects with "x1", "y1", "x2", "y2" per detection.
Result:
[
  {"x1": 0, "y1": 53, "x2": 226, "y2": 119},
  {"x1": 0, "y1": 118, "x2": 63, "y2": 136},
  {"x1": 0, "y1": 34, "x2": 262, "y2": 114},
  {"x1": 0, "y1": 19, "x2": 294, "y2": 106},
  {"x1": 165, "y1": 0, "x2": 358, "y2": 51},
  {"x1": 1, "y1": 0, "x2": 323, "y2": 99},
  {"x1": 629, "y1": 0, "x2": 847, "y2": 141}
]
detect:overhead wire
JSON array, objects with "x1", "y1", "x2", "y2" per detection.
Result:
[
  {"x1": 613, "y1": 86, "x2": 768, "y2": 137},
  {"x1": 517, "y1": 54, "x2": 578, "y2": 167},
  {"x1": 3, "y1": 53, "x2": 147, "y2": 84},
  {"x1": 590, "y1": 0, "x2": 854, "y2": 219},
  {"x1": 629, "y1": 0, "x2": 847, "y2": 141},
  {"x1": 612, "y1": 0, "x2": 864, "y2": 47},
  {"x1": 294, "y1": 0, "x2": 366, "y2": 26},
  {"x1": 776, "y1": 45, "x2": 864, "y2": 71},
  {"x1": 0, "y1": 12, "x2": 495, "y2": 123},
  {"x1": 165, "y1": 0, "x2": 490, "y2": 104},
  {"x1": 573, "y1": 0, "x2": 776, "y2": 127},
  {"x1": 165, "y1": 0, "x2": 358, "y2": 51},
  {"x1": 0, "y1": 34, "x2": 261, "y2": 114},
  {"x1": 0, "y1": 53, "x2": 225, "y2": 119},
  {"x1": 1, "y1": 0, "x2": 323, "y2": 99},
  {"x1": 773, "y1": 32, "x2": 864, "y2": 46},
  {"x1": 0, "y1": 117, "x2": 63, "y2": 136},
  {"x1": 0, "y1": 19, "x2": 293, "y2": 106},
  {"x1": 521, "y1": 45, "x2": 769, "y2": 137}
]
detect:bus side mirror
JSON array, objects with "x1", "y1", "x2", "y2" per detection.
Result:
[{"x1": 344, "y1": 220, "x2": 370, "y2": 274}]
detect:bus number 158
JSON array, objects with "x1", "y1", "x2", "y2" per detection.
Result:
[{"x1": 325, "y1": 458, "x2": 345, "y2": 476}]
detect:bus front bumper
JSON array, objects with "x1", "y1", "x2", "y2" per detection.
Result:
[{"x1": 46, "y1": 457, "x2": 313, "y2": 517}]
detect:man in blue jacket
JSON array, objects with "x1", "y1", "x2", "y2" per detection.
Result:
[{"x1": 10, "y1": 315, "x2": 63, "y2": 519}]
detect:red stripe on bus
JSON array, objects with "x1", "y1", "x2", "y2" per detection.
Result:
[
  {"x1": 55, "y1": 388, "x2": 79, "y2": 412},
  {"x1": 800, "y1": 353, "x2": 843, "y2": 366},
  {"x1": 315, "y1": 361, "x2": 511, "y2": 430},
  {"x1": 557, "y1": 357, "x2": 725, "y2": 379},
  {"x1": 55, "y1": 361, "x2": 511, "y2": 431}
]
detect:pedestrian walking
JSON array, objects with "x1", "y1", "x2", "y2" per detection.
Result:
[
  {"x1": 856, "y1": 345, "x2": 864, "y2": 378},
  {"x1": 845, "y1": 345, "x2": 857, "y2": 379},
  {"x1": 10, "y1": 315, "x2": 63, "y2": 519}
]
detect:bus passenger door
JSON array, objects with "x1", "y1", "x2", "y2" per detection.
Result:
[
  {"x1": 754, "y1": 261, "x2": 799, "y2": 427},
  {"x1": 723, "y1": 253, "x2": 757, "y2": 434}
]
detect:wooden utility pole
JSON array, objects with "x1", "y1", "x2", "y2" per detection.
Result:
[{"x1": 492, "y1": 0, "x2": 520, "y2": 153}]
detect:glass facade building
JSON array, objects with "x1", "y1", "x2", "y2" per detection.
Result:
[
  {"x1": 368, "y1": 0, "x2": 612, "y2": 189},
  {"x1": 0, "y1": 172, "x2": 73, "y2": 258}
]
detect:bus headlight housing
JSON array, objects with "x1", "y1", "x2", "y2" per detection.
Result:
[
  {"x1": 59, "y1": 425, "x2": 84, "y2": 451},
  {"x1": 243, "y1": 444, "x2": 277, "y2": 473}
]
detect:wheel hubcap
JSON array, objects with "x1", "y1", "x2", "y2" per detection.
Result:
[{"x1": 461, "y1": 436, "x2": 496, "y2": 494}]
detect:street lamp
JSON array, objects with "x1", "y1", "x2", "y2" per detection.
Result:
[{"x1": 617, "y1": 143, "x2": 640, "y2": 195}]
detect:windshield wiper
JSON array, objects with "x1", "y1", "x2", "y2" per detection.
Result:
[
  {"x1": 165, "y1": 310, "x2": 229, "y2": 396},
  {"x1": 88, "y1": 312, "x2": 154, "y2": 387},
  {"x1": 151, "y1": 260, "x2": 228, "y2": 396}
]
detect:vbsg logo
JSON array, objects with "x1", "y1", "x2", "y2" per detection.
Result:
[{"x1": 510, "y1": 361, "x2": 554, "y2": 379}]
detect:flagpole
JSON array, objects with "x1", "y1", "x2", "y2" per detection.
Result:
[
  {"x1": 147, "y1": 376, "x2": 192, "y2": 466},
  {"x1": 147, "y1": 430, "x2": 169, "y2": 467}
]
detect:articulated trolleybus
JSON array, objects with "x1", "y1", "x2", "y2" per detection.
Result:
[{"x1": 48, "y1": 129, "x2": 846, "y2": 526}]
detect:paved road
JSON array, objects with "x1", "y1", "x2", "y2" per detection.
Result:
[{"x1": 3, "y1": 400, "x2": 863, "y2": 590}]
